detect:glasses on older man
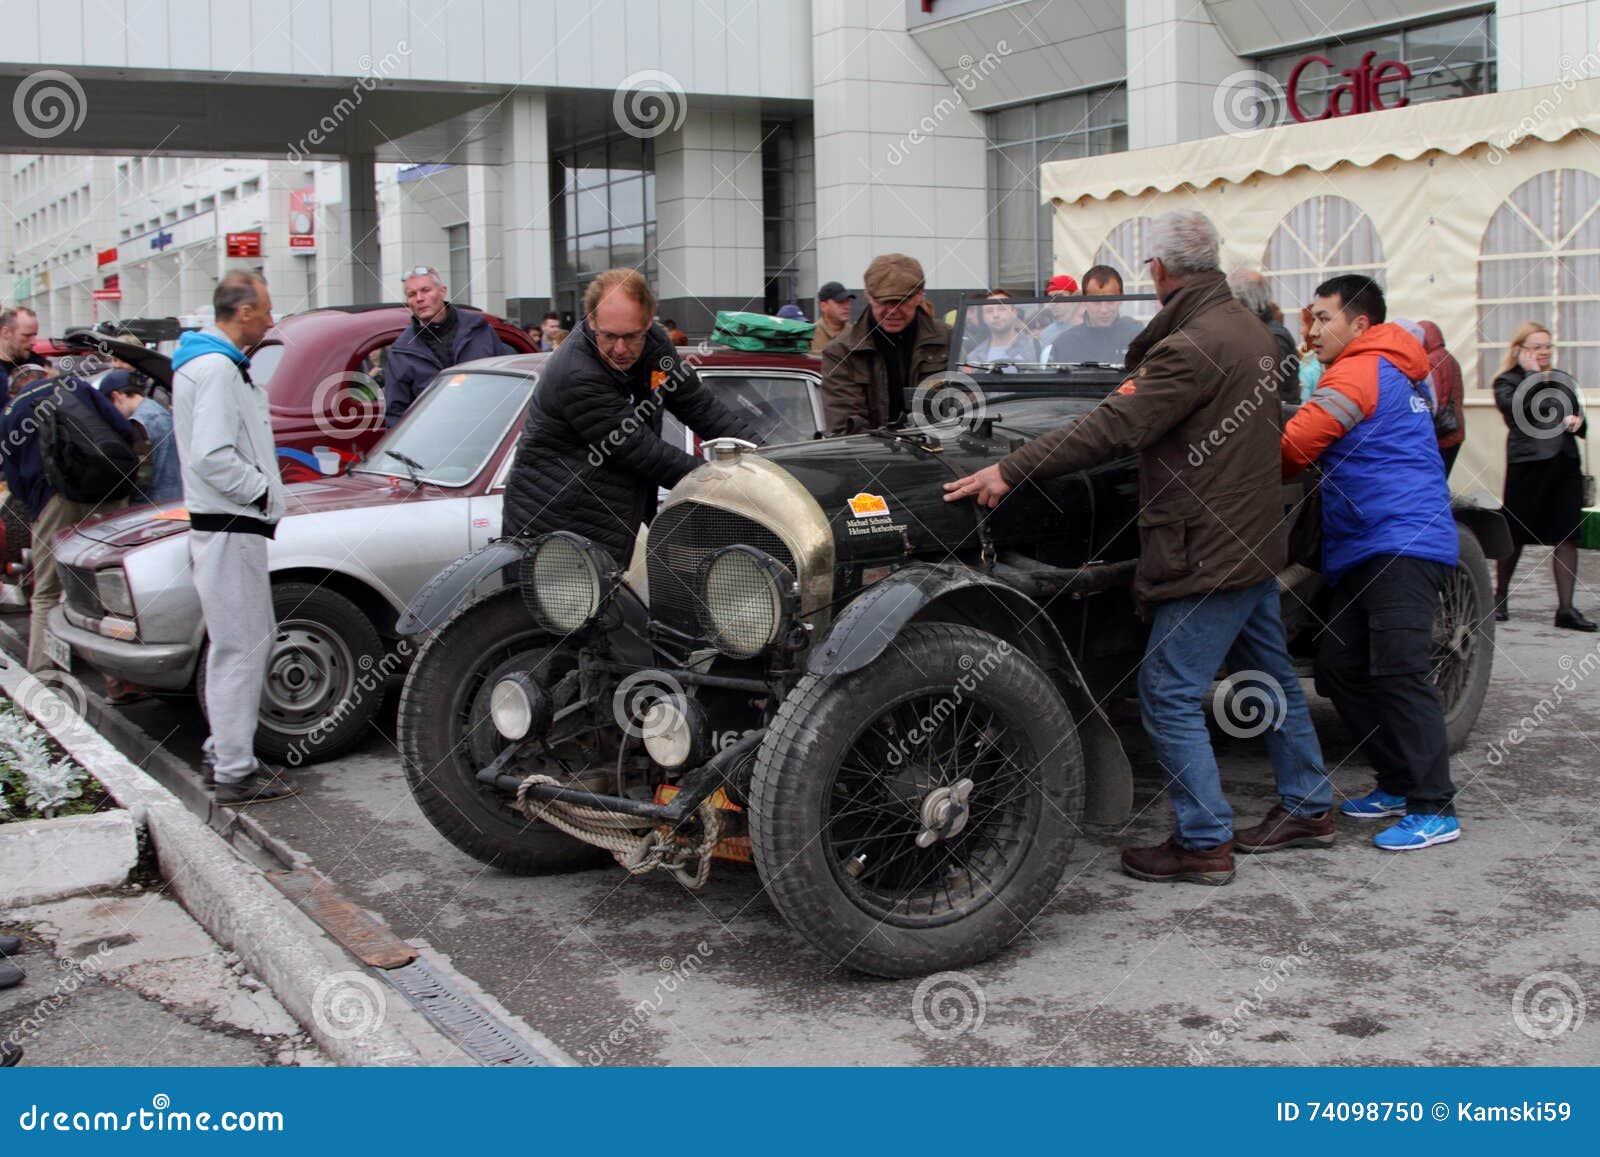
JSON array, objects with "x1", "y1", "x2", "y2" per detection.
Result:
[{"x1": 401, "y1": 266, "x2": 439, "y2": 282}]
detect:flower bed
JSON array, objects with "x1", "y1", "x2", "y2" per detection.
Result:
[{"x1": 0, "y1": 697, "x2": 111, "y2": 823}]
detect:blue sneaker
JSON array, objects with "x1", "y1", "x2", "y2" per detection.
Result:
[
  {"x1": 1374, "y1": 813, "x2": 1460, "y2": 851},
  {"x1": 1340, "y1": 788, "x2": 1407, "y2": 819}
]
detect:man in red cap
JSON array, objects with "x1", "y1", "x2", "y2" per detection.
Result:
[{"x1": 1037, "y1": 273, "x2": 1081, "y2": 357}]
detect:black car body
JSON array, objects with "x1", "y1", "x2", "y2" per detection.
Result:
[{"x1": 395, "y1": 299, "x2": 1509, "y2": 979}]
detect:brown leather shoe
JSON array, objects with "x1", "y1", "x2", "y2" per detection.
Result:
[
  {"x1": 1234, "y1": 805, "x2": 1335, "y2": 854},
  {"x1": 1120, "y1": 836, "x2": 1235, "y2": 885}
]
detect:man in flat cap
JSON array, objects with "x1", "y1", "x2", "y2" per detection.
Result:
[
  {"x1": 820, "y1": 254, "x2": 952, "y2": 435},
  {"x1": 810, "y1": 281, "x2": 856, "y2": 353}
]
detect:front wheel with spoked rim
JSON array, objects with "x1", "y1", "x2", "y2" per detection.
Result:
[{"x1": 749, "y1": 622, "x2": 1084, "y2": 978}]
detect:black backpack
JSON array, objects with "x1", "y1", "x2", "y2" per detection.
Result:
[{"x1": 37, "y1": 377, "x2": 138, "y2": 504}]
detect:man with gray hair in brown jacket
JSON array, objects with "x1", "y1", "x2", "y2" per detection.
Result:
[{"x1": 944, "y1": 209, "x2": 1332, "y2": 885}]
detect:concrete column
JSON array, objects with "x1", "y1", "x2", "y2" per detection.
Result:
[
  {"x1": 1125, "y1": 0, "x2": 1247, "y2": 148},
  {"x1": 345, "y1": 153, "x2": 381, "y2": 305},
  {"x1": 178, "y1": 246, "x2": 212, "y2": 316},
  {"x1": 654, "y1": 104, "x2": 765, "y2": 334},
  {"x1": 466, "y1": 165, "x2": 504, "y2": 315},
  {"x1": 810, "y1": 0, "x2": 988, "y2": 310},
  {"x1": 499, "y1": 91, "x2": 553, "y2": 327}
]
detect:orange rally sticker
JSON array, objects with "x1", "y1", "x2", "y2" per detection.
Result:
[
  {"x1": 650, "y1": 370, "x2": 668, "y2": 390},
  {"x1": 152, "y1": 508, "x2": 191, "y2": 521},
  {"x1": 1116, "y1": 380, "x2": 1137, "y2": 395},
  {"x1": 846, "y1": 492, "x2": 891, "y2": 518}
]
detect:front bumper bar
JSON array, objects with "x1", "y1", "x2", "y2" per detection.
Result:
[{"x1": 477, "y1": 729, "x2": 765, "y2": 825}]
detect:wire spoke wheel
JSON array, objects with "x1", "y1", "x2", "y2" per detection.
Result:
[
  {"x1": 827, "y1": 694, "x2": 1038, "y2": 927},
  {"x1": 750, "y1": 622, "x2": 1084, "y2": 978}
]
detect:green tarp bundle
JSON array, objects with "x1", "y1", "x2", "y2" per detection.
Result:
[{"x1": 711, "y1": 310, "x2": 814, "y2": 353}]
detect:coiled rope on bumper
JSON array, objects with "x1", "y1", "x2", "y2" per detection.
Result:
[{"x1": 514, "y1": 774, "x2": 722, "y2": 888}]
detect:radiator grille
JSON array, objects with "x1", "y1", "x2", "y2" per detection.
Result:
[{"x1": 647, "y1": 502, "x2": 794, "y2": 639}]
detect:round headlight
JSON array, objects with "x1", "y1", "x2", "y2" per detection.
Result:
[
  {"x1": 524, "y1": 532, "x2": 609, "y2": 631},
  {"x1": 698, "y1": 546, "x2": 793, "y2": 659},
  {"x1": 640, "y1": 695, "x2": 711, "y2": 770},
  {"x1": 489, "y1": 673, "x2": 551, "y2": 741}
]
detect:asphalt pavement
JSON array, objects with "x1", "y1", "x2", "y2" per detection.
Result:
[{"x1": 7, "y1": 550, "x2": 1598, "y2": 1066}]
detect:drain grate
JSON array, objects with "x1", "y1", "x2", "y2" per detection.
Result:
[{"x1": 383, "y1": 957, "x2": 557, "y2": 1066}]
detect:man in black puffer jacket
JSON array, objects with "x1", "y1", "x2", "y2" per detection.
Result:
[{"x1": 503, "y1": 269, "x2": 760, "y2": 564}]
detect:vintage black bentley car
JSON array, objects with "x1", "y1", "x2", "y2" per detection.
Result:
[{"x1": 395, "y1": 297, "x2": 1507, "y2": 978}]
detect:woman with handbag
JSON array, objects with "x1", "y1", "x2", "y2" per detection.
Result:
[{"x1": 1492, "y1": 322, "x2": 1595, "y2": 631}]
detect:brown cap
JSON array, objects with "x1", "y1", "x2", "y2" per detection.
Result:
[{"x1": 863, "y1": 253, "x2": 925, "y2": 303}]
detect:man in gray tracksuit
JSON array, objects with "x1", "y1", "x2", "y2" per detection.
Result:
[{"x1": 171, "y1": 272, "x2": 295, "y2": 806}]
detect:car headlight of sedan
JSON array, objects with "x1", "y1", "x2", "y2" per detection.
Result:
[
  {"x1": 698, "y1": 546, "x2": 796, "y2": 659},
  {"x1": 522, "y1": 532, "x2": 616, "y2": 632},
  {"x1": 95, "y1": 567, "x2": 135, "y2": 618}
]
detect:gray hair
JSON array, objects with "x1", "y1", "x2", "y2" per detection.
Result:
[
  {"x1": 1226, "y1": 266, "x2": 1274, "y2": 322},
  {"x1": 1148, "y1": 210, "x2": 1221, "y2": 276},
  {"x1": 213, "y1": 271, "x2": 266, "y2": 320}
]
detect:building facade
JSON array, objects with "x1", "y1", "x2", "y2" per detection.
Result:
[{"x1": 1, "y1": 0, "x2": 1595, "y2": 401}]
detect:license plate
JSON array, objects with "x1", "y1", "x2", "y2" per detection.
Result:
[{"x1": 44, "y1": 629, "x2": 72, "y2": 671}]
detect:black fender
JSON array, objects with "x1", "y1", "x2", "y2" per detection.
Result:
[
  {"x1": 809, "y1": 562, "x2": 1132, "y2": 824},
  {"x1": 396, "y1": 540, "x2": 528, "y2": 636},
  {"x1": 1451, "y1": 492, "x2": 1514, "y2": 560}
]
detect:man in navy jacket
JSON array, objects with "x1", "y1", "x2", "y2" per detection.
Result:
[
  {"x1": 383, "y1": 267, "x2": 510, "y2": 426},
  {"x1": 0, "y1": 364, "x2": 137, "y2": 672}
]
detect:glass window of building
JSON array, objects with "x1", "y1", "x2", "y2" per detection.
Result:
[
  {"x1": 550, "y1": 133, "x2": 656, "y2": 321},
  {"x1": 1478, "y1": 168, "x2": 1600, "y2": 390},
  {"x1": 1258, "y1": 10, "x2": 1495, "y2": 126},
  {"x1": 763, "y1": 120, "x2": 800, "y2": 314},
  {"x1": 447, "y1": 223, "x2": 471, "y2": 302},
  {"x1": 989, "y1": 87, "x2": 1127, "y2": 294},
  {"x1": 1262, "y1": 195, "x2": 1385, "y2": 317}
]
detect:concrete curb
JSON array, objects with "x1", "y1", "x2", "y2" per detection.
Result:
[
  {"x1": 0, "y1": 657, "x2": 462, "y2": 1066},
  {"x1": 0, "y1": 810, "x2": 138, "y2": 907}
]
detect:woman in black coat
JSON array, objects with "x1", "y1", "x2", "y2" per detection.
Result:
[
  {"x1": 1492, "y1": 322, "x2": 1593, "y2": 631},
  {"x1": 502, "y1": 269, "x2": 759, "y2": 565}
]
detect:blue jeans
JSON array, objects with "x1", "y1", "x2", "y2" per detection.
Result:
[{"x1": 1139, "y1": 578, "x2": 1331, "y2": 849}]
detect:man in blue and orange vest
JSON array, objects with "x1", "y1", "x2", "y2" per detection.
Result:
[{"x1": 1283, "y1": 274, "x2": 1461, "y2": 853}]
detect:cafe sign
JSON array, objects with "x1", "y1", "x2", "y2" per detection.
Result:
[{"x1": 1287, "y1": 50, "x2": 1412, "y2": 122}]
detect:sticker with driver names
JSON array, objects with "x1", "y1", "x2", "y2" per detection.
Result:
[{"x1": 846, "y1": 492, "x2": 891, "y2": 518}]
